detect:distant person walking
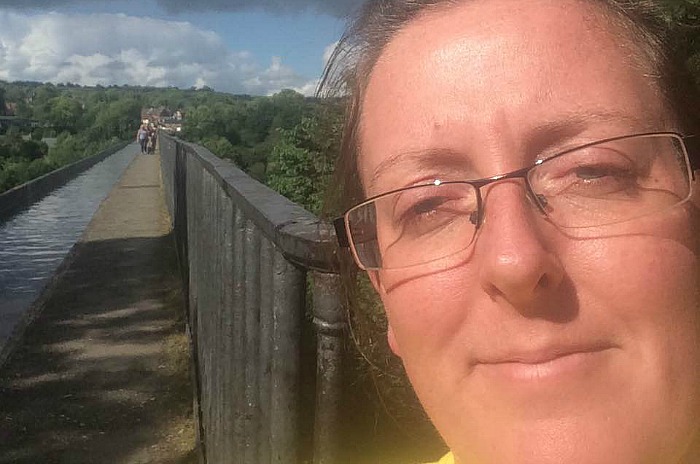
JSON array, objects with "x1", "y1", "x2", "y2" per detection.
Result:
[
  {"x1": 147, "y1": 125, "x2": 157, "y2": 154},
  {"x1": 136, "y1": 124, "x2": 149, "y2": 154}
]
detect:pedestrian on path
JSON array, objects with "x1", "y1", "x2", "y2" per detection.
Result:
[
  {"x1": 147, "y1": 125, "x2": 157, "y2": 154},
  {"x1": 136, "y1": 124, "x2": 149, "y2": 154}
]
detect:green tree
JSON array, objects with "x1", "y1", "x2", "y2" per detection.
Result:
[
  {"x1": 201, "y1": 136, "x2": 236, "y2": 161},
  {"x1": 47, "y1": 95, "x2": 84, "y2": 133},
  {"x1": 86, "y1": 97, "x2": 141, "y2": 140},
  {"x1": 48, "y1": 131, "x2": 86, "y2": 166},
  {"x1": 241, "y1": 97, "x2": 276, "y2": 146},
  {"x1": 662, "y1": 0, "x2": 700, "y2": 80},
  {"x1": 31, "y1": 84, "x2": 59, "y2": 121},
  {"x1": 269, "y1": 89, "x2": 307, "y2": 131},
  {"x1": 184, "y1": 104, "x2": 222, "y2": 140},
  {"x1": 266, "y1": 107, "x2": 342, "y2": 214},
  {"x1": 16, "y1": 139, "x2": 48, "y2": 161}
]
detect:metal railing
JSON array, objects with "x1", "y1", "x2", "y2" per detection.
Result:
[{"x1": 159, "y1": 133, "x2": 344, "y2": 464}]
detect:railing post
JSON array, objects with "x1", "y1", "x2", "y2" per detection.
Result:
[
  {"x1": 258, "y1": 238, "x2": 274, "y2": 464},
  {"x1": 232, "y1": 206, "x2": 247, "y2": 458},
  {"x1": 243, "y1": 221, "x2": 262, "y2": 464},
  {"x1": 270, "y1": 252, "x2": 305, "y2": 464},
  {"x1": 312, "y1": 272, "x2": 345, "y2": 464}
]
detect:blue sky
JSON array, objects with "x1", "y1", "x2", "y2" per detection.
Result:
[{"x1": 0, "y1": 0, "x2": 359, "y2": 95}]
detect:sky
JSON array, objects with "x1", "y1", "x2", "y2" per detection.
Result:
[{"x1": 0, "y1": 0, "x2": 365, "y2": 96}]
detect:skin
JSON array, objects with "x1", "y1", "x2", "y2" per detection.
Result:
[{"x1": 357, "y1": 1, "x2": 700, "y2": 463}]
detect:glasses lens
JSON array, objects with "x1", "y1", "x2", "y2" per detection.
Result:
[
  {"x1": 347, "y1": 182, "x2": 479, "y2": 269},
  {"x1": 529, "y1": 134, "x2": 692, "y2": 228}
]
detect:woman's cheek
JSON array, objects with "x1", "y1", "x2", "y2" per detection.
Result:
[
  {"x1": 380, "y1": 265, "x2": 477, "y2": 363},
  {"x1": 568, "y1": 220, "x2": 698, "y2": 324}
]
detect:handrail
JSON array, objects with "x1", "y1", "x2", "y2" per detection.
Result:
[
  {"x1": 159, "y1": 132, "x2": 344, "y2": 464},
  {"x1": 169, "y1": 136, "x2": 337, "y2": 272}
]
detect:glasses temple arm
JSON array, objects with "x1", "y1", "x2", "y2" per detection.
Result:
[
  {"x1": 333, "y1": 217, "x2": 350, "y2": 247},
  {"x1": 685, "y1": 135, "x2": 700, "y2": 174}
]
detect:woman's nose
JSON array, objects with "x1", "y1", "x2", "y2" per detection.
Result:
[{"x1": 476, "y1": 180, "x2": 565, "y2": 313}]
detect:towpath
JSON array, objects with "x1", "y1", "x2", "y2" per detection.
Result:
[{"x1": 0, "y1": 153, "x2": 197, "y2": 463}]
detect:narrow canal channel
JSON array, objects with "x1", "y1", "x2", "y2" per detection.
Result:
[{"x1": 0, "y1": 144, "x2": 139, "y2": 351}]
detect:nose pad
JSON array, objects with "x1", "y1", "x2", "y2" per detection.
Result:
[
  {"x1": 526, "y1": 187, "x2": 549, "y2": 216},
  {"x1": 474, "y1": 182, "x2": 549, "y2": 232},
  {"x1": 469, "y1": 210, "x2": 480, "y2": 226},
  {"x1": 534, "y1": 193, "x2": 548, "y2": 208}
]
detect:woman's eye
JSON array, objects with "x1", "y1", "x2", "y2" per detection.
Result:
[
  {"x1": 539, "y1": 147, "x2": 642, "y2": 198},
  {"x1": 400, "y1": 197, "x2": 450, "y2": 223},
  {"x1": 408, "y1": 197, "x2": 446, "y2": 216},
  {"x1": 550, "y1": 163, "x2": 638, "y2": 198},
  {"x1": 394, "y1": 195, "x2": 473, "y2": 238},
  {"x1": 573, "y1": 164, "x2": 635, "y2": 182}
]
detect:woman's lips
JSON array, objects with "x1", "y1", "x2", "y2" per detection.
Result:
[{"x1": 474, "y1": 345, "x2": 616, "y2": 382}]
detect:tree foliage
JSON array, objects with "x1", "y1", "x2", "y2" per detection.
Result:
[
  {"x1": 266, "y1": 103, "x2": 343, "y2": 214},
  {"x1": 0, "y1": 81, "x2": 137, "y2": 192},
  {"x1": 180, "y1": 89, "x2": 311, "y2": 173},
  {"x1": 0, "y1": 132, "x2": 50, "y2": 192},
  {"x1": 0, "y1": 87, "x2": 5, "y2": 116},
  {"x1": 47, "y1": 95, "x2": 84, "y2": 133},
  {"x1": 662, "y1": 0, "x2": 700, "y2": 79},
  {"x1": 0, "y1": 81, "x2": 324, "y2": 195}
]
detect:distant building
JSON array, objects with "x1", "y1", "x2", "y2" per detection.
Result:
[
  {"x1": 160, "y1": 116, "x2": 183, "y2": 134},
  {"x1": 140, "y1": 106, "x2": 184, "y2": 133},
  {"x1": 3, "y1": 102, "x2": 17, "y2": 117},
  {"x1": 140, "y1": 106, "x2": 172, "y2": 125}
]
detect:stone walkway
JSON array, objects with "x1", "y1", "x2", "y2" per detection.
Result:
[{"x1": 0, "y1": 153, "x2": 197, "y2": 463}]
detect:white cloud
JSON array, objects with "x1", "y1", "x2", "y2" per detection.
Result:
[
  {"x1": 322, "y1": 41, "x2": 339, "y2": 66},
  {"x1": 0, "y1": 11, "x2": 318, "y2": 95},
  {"x1": 291, "y1": 79, "x2": 319, "y2": 97}
]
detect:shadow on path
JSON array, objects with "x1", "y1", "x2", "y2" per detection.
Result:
[{"x1": 0, "y1": 233, "x2": 196, "y2": 464}]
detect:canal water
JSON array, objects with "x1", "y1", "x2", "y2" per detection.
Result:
[{"x1": 0, "y1": 143, "x2": 138, "y2": 349}]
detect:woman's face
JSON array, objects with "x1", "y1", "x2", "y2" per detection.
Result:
[{"x1": 358, "y1": 1, "x2": 700, "y2": 463}]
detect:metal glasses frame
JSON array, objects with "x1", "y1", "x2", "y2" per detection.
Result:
[{"x1": 334, "y1": 132, "x2": 700, "y2": 269}]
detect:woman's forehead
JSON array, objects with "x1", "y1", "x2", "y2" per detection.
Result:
[
  {"x1": 358, "y1": 0, "x2": 665, "y2": 190},
  {"x1": 364, "y1": 0, "x2": 655, "y2": 117}
]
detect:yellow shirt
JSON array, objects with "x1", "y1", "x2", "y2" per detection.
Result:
[{"x1": 428, "y1": 452, "x2": 454, "y2": 464}]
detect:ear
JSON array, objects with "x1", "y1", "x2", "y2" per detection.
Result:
[
  {"x1": 367, "y1": 270, "x2": 402, "y2": 356},
  {"x1": 692, "y1": 171, "x2": 700, "y2": 204},
  {"x1": 367, "y1": 269, "x2": 385, "y2": 294},
  {"x1": 387, "y1": 324, "x2": 402, "y2": 357}
]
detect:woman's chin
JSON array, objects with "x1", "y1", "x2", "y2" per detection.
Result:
[
  {"x1": 450, "y1": 419, "x2": 663, "y2": 464},
  {"x1": 433, "y1": 351, "x2": 675, "y2": 464}
]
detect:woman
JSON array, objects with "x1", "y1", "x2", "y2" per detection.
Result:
[
  {"x1": 326, "y1": 0, "x2": 700, "y2": 463},
  {"x1": 137, "y1": 123, "x2": 149, "y2": 154}
]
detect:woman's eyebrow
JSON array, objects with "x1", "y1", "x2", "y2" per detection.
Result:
[
  {"x1": 529, "y1": 111, "x2": 653, "y2": 152},
  {"x1": 368, "y1": 148, "x2": 472, "y2": 191},
  {"x1": 368, "y1": 111, "x2": 652, "y2": 190}
]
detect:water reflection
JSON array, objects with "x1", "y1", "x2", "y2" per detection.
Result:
[{"x1": 0, "y1": 145, "x2": 138, "y2": 343}]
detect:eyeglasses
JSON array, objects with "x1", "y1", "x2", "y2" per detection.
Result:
[{"x1": 334, "y1": 132, "x2": 699, "y2": 270}]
